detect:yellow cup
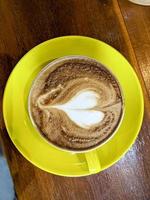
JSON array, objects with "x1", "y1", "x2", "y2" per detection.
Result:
[{"x1": 28, "y1": 55, "x2": 124, "y2": 173}]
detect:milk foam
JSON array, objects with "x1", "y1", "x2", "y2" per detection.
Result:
[{"x1": 40, "y1": 90, "x2": 104, "y2": 129}]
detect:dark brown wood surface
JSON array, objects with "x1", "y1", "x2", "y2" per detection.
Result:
[{"x1": 0, "y1": 0, "x2": 150, "y2": 199}]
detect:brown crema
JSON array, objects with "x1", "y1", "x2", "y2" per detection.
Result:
[{"x1": 29, "y1": 56, "x2": 123, "y2": 151}]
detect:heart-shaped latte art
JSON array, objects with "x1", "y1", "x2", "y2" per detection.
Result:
[
  {"x1": 37, "y1": 89, "x2": 104, "y2": 129},
  {"x1": 29, "y1": 56, "x2": 123, "y2": 150}
]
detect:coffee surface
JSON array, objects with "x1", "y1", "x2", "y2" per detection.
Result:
[{"x1": 29, "y1": 57, "x2": 123, "y2": 150}]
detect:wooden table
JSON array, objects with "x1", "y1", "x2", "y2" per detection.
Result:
[{"x1": 0, "y1": 0, "x2": 150, "y2": 199}]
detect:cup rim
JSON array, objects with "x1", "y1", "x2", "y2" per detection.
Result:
[
  {"x1": 128, "y1": 0, "x2": 150, "y2": 6},
  {"x1": 28, "y1": 55, "x2": 125, "y2": 153}
]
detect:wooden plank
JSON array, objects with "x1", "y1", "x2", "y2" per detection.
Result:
[{"x1": 118, "y1": 0, "x2": 150, "y2": 98}]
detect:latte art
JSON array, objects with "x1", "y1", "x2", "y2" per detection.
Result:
[
  {"x1": 29, "y1": 56, "x2": 123, "y2": 150},
  {"x1": 37, "y1": 89, "x2": 105, "y2": 129}
]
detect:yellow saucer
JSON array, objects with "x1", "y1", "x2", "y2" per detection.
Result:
[{"x1": 3, "y1": 36, "x2": 144, "y2": 176}]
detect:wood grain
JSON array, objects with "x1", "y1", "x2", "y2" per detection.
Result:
[
  {"x1": 0, "y1": 0, "x2": 150, "y2": 199},
  {"x1": 119, "y1": 0, "x2": 150, "y2": 98}
]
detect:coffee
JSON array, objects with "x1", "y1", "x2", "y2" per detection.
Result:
[{"x1": 29, "y1": 56, "x2": 123, "y2": 151}]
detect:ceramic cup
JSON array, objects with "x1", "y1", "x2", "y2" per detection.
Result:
[
  {"x1": 28, "y1": 56, "x2": 124, "y2": 173},
  {"x1": 129, "y1": 0, "x2": 150, "y2": 5}
]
